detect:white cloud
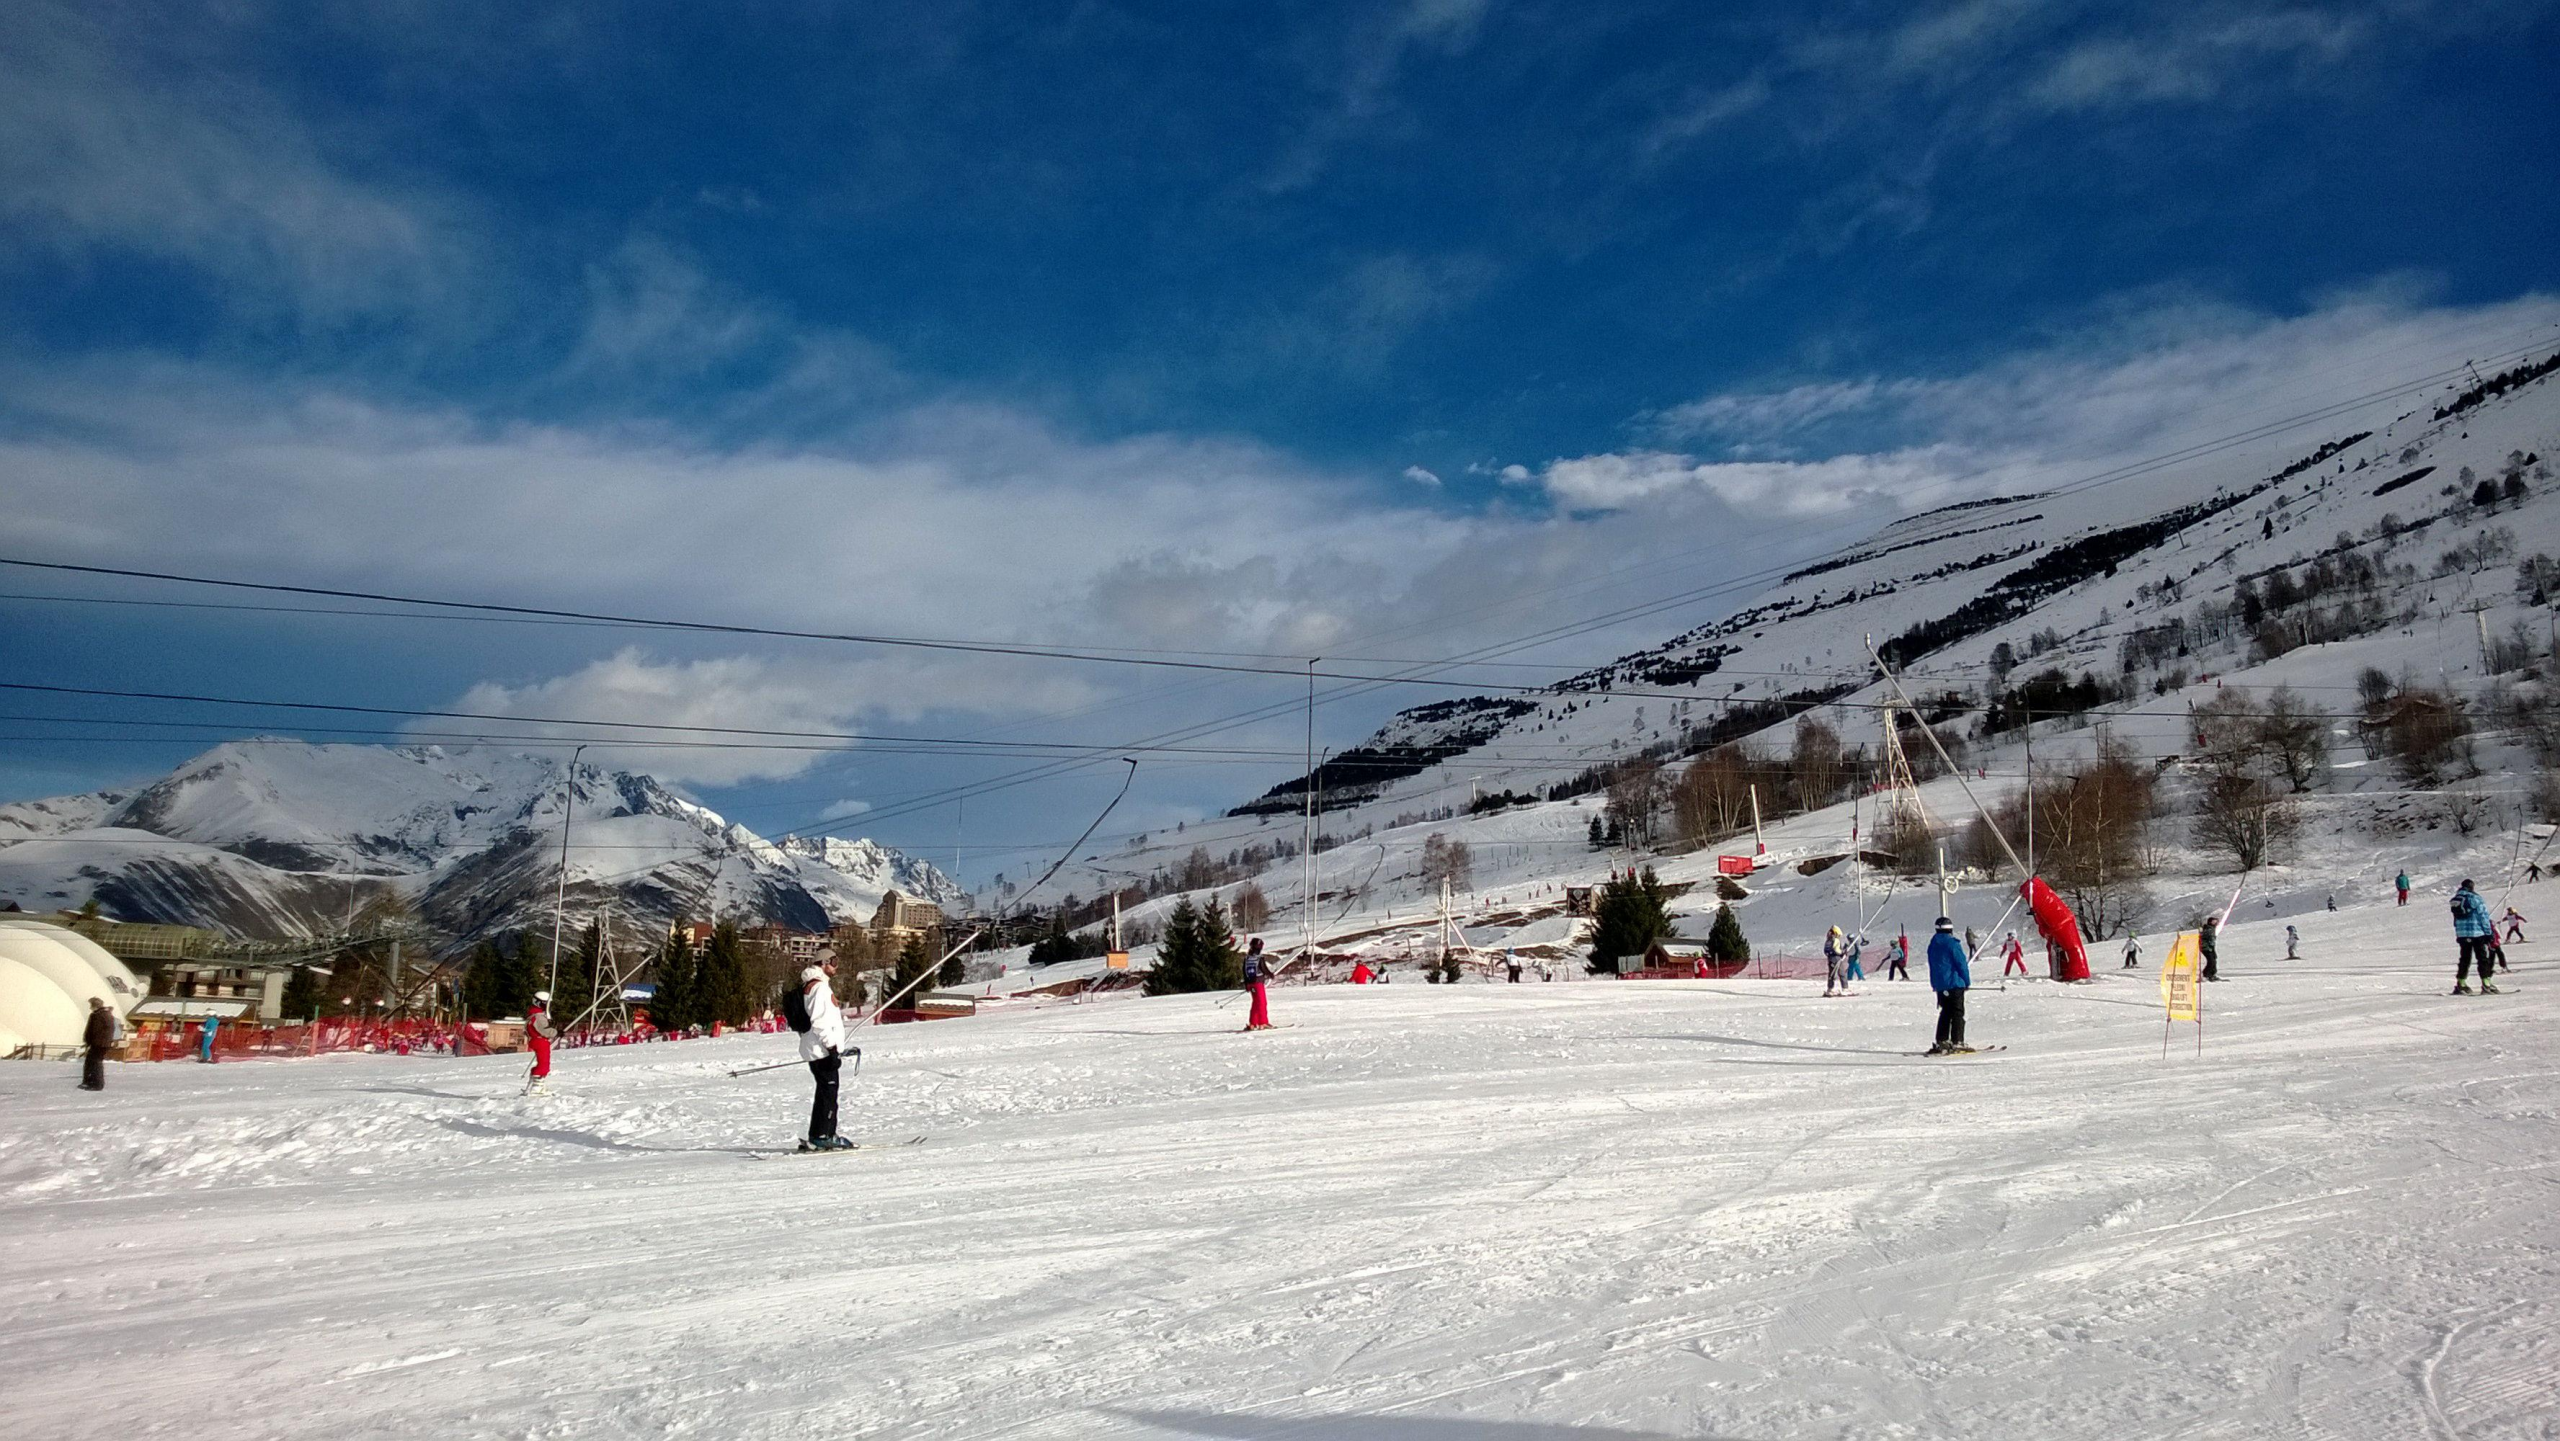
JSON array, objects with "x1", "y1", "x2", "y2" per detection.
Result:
[
  {"x1": 1403, "y1": 465, "x2": 1442, "y2": 487},
  {"x1": 817, "y1": 798, "x2": 873, "y2": 821},
  {"x1": 1559, "y1": 289, "x2": 2560, "y2": 514}
]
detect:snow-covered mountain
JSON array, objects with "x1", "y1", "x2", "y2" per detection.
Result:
[
  {"x1": 1242, "y1": 350, "x2": 2560, "y2": 824},
  {"x1": 0, "y1": 744, "x2": 965, "y2": 946}
]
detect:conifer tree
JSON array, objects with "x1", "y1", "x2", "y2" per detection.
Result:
[
  {"x1": 1145, "y1": 896, "x2": 1242, "y2": 994},
  {"x1": 502, "y1": 935, "x2": 541, "y2": 1017},
  {"x1": 1585, "y1": 866, "x2": 1674, "y2": 973},
  {"x1": 703, "y1": 920, "x2": 759, "y2": 1027},
  {"x1": 652, "y1": 929, "x2": 696, "y2": 1031},
  {"x1": 1706, "y1": 902, "x2": 1750, "y2": 963},
  {"x1": 883, "y1": 934, "x2": 936, "y2": 1012},
  {"x1": 462, "y1": 940, "x2": 505, "y2": 1019}
]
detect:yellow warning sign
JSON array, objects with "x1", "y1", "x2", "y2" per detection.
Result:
[
  {"x1": 2160, "y1": 931, "x2": 2202, "y2": 1023},
  {"x1": 1106, "y1": 951, "x2": 1129, "y2": 970}
]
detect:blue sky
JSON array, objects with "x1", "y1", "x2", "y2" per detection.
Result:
[{"x1": 5, "y1": 0, "x2": 2558, "y2": 883}]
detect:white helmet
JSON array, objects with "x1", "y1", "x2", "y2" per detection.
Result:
[{"x1": 532, "y1": 990, "x2": 551, "y2": 1005}]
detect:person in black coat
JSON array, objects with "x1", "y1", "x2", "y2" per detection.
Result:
[{"x1": 80, "y1": 997, "x2": 115, "y2": 1091}]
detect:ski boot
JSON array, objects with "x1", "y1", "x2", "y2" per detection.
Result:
[
  {"x1": 2452, "y1": 984, "x2": 2473, "y2": 995},
  {"x1": 2482, "y1": 982, "x2": 2502, "y2": 994}
]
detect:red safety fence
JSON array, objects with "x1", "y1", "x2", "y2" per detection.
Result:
[
  {"x1": 1615, "y1": 954, "x2": 1828, "y2": 981},
  {"x1": 120, "y1": 1015, "x2": 800, "y2": 1063}
]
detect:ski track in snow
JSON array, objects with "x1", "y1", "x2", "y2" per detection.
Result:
[{"x1": 4, "y1": 901, "x2": 2558, "y2": 1439}]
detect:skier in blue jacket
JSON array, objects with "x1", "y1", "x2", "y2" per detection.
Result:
[
  {"x1": 2451, "y1": 879, "x2": 2499, "y2": 994},
  {"x1": 1925, "y1": 917, "x2": 1972, "y2": 1054}
]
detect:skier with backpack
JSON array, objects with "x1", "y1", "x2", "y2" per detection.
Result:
[
  {"x1": 785, "y1": 960, "x2": 854, "y2": 1149},
  {"x1": 2451, "y1": 881, "x2": 2500, "y2": 994},
  {"x1": 1242, "y1": 937, "x2": 1273, "y2": 1031},
  {"x1": 1925, "y1": 918, "x2": 1973, "y2": 1055}
]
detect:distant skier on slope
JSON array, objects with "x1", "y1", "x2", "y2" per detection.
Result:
[
  {"x1": 526, "y1": 991, "x2": 556, "y2": 1091},
  {"x1": 2000, "y1": 931, "x2": 2028, "y2": 978},
  {"x1": 797, "y1": 960, "x2": 854, "y2": 1150},
  {"x1": 197, "y1": 1012, "x2": 219, "y2": 1064},
  {"x1": 2501, "y1": 907, "x2": 2526, "y2": 943},
  {"x1": 1349, "y1": 959, "x2": 1373, "y2": 984},
  {"x1": 1885, "y1": 930, "x2": 1910, "y2": 981},
  {"x1": 2396, "y1": 871, "x2": 2412, "y2": 907},
  {"x1": 2284, "y1": 925, "x2": 2299, "y2": 961},
  {"x1": 2200, "y1": 915, "x2": 2221, "y2": 982},
  {"x1": 1823, "y1": 926, "x2": 1848, "y2": 997},
  {"x1": 1843, "y1": 933, "x2": 1866, "y2": 985},
  {"x1": 2449, "y1": 880, "x2": 2499, "y2": 995},
  {"x1": 2122, "y1": 932, "x2": 2140, "y2": 969},
  {"x1": 1242, "y1": 937, "x2": 1273, "y2": 1031},
  {"x1": 1926, "y1": 918, "x2": 1973, "y2": 1055}
]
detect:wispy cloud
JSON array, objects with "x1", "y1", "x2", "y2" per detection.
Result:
[
  {"x1": 1263, "y1": 0, "x2": 1494, "y2": 193},
  {"x1": 0, "y1": 0, "x2": 470, "y2": 325}
]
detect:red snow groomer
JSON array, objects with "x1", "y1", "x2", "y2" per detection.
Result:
[{"x1": 2022, "y1": 876, "x2": 2091, "y2": 981}]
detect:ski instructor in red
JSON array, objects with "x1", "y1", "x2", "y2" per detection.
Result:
[
  {"x1": 1242, "y1": 937, "x2": 1272, "y2": 1031},
  {"x1": 526, "y1": 991, "x2": 556, "y2": 1089}
]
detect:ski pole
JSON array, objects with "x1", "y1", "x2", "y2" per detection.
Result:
[{"x1": 728, "y1": 1046, "x2": 858, "y2": 1079}]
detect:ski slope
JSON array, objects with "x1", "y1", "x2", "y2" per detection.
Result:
[{"x1": 4, "y1": 901, "x2": 2555, "y2": 1439}]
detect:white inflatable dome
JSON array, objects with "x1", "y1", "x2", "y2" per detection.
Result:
[
  {"x1": 0, "y1": 921, "x2": 148, "y2": 1051},
  {"x1": 0, "y1": 954, "x2": 86, "y2": 1049},
  {"x1": 0, "y1": 928, "x2": 118, "y2": 1012},
  {"x1": 0, "y1": 919, "x2": 145, "y2": 1007}
]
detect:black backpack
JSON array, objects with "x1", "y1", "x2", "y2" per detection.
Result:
[{"x1": 781, "y1": 981, "x2": 813, "y2": 1034}]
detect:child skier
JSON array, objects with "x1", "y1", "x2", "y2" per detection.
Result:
[
  {"x1": 1822, "y1": 926, "x2": 1848, "y2": 997},
  {"x1": 2450, "y1": 879, "x2": 2499, "y2": 994},
  {"x1": 2001, "y1": 931, "x2": 2028, "y2": 978},
  {"x1": 2122, "y1": 933, "x2": 2140, "y2": 969},
  {"x1": 2284, "y1": 925, "x2": 2299, "y2": 961},
  {"x1": 2200, "y1": 915, "x2": 2221, "y2": 981},
  {"x1": 197, "y1": 1012, "x2": 219, "y2": 1064},
  {"x1": 1242, "y1": 937, "x2": 1273, "y2": 1030},
  {"x1": 1886, "y1": 930, "x2": 1910, "y2": 980},
  {"x1": 526, "y1": 991, "x2": 556, "y2": 1091},
  {"x1": 2396, "y1": 871, "x2": 2412, "y2": 907},
  {"x1": 1926, "y1": 918, "x2": 1973, "y2": 1055},
  {"x1": 797, "y1": 960, "x2": 853, "y2": 1150},
  {"x1": 1843, "y1": 933, "x2": 1867, "y2": 984},
  {"x1": 2501, "y1": 907, "x2": 2526, "y2": 943}
]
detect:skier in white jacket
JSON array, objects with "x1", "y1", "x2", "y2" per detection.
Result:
[{"x1": 799, "y1": 962, "x2": 853, "y2": 1151}]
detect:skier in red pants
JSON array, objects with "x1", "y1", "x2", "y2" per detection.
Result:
[
  {"x1": 526, "y1": 991, "x2": 556, "y2": 1091},
  {"x1": 2000, "y1": 932, "x2": 2028, "y2": 977},
  {"x1": 1242, "y1": 937, "x2": 1273, "y2": 1031}
]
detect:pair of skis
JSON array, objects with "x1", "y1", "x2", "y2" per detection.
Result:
[{"x1": 750, "y1": 1135, "x2": 926, "y2": 1160}]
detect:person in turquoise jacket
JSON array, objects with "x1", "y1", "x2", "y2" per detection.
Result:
[
  {"x1": 1925, "y1": 917, "x2": 1973, "y2": 1054},
  {"x1": 197, "y1": 1012, "x2": 219, "y2": 1063}
]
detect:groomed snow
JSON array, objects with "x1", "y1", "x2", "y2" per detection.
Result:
[{"x1": 4, "y1": 902, "x2": 2554, "y2": 1438}]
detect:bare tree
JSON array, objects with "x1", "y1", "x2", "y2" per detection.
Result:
[
  {"x1": 2260, "y1": 686, "x2": 2330, "y2": 792},
  {"x1": 1605, "y1": 757, "x2": 1667, "y2": 851},
  {"x1": 1672, "y1": 745, "x2": 1761, "y2": 845},
  {"x1": 1230, "y1": 882, "x2": 1272, "y2": 934},
  {"x1": 2379, "y1": 685, "x2": 2472, "y2": 784},
  {"x1": 1418, "y1": 833, "x2": 1474, "y2": 893},
  {"x1": 2188, "y1": 692, "x2": 2298, "y2": 871},
  {"x1": 1788, "y1": 717, "x2": 1848, "y2": 811}
]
